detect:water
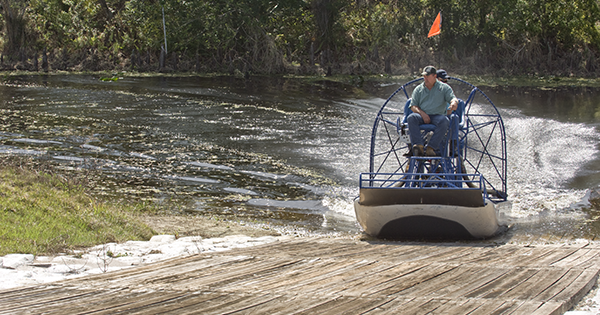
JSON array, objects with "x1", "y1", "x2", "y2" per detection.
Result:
[{"x1": 1, "y1": 75, "x2": 599, "y2": 241}]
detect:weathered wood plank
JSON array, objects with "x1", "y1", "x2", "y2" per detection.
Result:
[
  {"x1": 501, "y1": 268, "x2": 570, "y2": 300},
  {"x1": 550, "y1": 247, "x2": 597, "y2": 267},
  {"x1": 0, "y1": 287, "x2": 100, "y2": 314},
  {"x1": 429, "y1": 266, "x2": 511, "y2": 299},
  {"x1": 435, "y1": 298, "x2": 487, "y2": 314},
  {"x1": 69, "y1": 254, "x2": 253, "y2": 288},
  {"x1": 188, "y1": 293, "x2": 284, "y2": 315},
  {"x1": 0, "y1": 286, "x2": 82, "y2": 309},
  {"x1": 310, "y1": 261, "x2": 417, "y2": 297},
  {"x1": 330, "y1": 261, "x2": 432, "y2": 297},
  {"x1": 457, "y1": 245, "x2": 522, "y2": 266},
  {"x1": 567, "y1": 249, "x2": 600, "y2": 269},
  {"x1": 465, "y1": 267, "x2": 540, "y2": 299},
  {"x1": 391, "y1": 297, "x2": 449, "y2": 315},
  {"x1": 287, "y1": 296, "x2": 362, "y2": 315},
  {"x1": 498, "y1": 247, "x2": 558, "y2": 267},
  {"x1": 534, "y1": 268, "x2": 587, "y2": 301},
  {"x1": 0, "y1": 238, "x2": 598, "y2": 315},
  {"x1": 369, "y1": 263, "x2": 459, "y2": 297},
  {"x1": 464, "y1": 298, "x2": 521, "y2": 315},
  {"x1": 547, "y1": 268, "x2": 600, "y2": 310},
  {"x1": 508, "y1": 300, "x2": 546, "y2": 314},
  {"x1": 217, "y1": 258, "x2": 370, "y2": 295},
  {"x1": 217, "y1": 259, "x2": 368, "y2": 292},
  {"x1": 413, "y1": 245, "x2": 482, "y2": 263},
  {"x1": 385, "y1": 244, "x2": 467, "y2": 263},
  {"x1": 252, "y1": 259, "x2": 382, "y2": 296},
  {"x1": 358, "y1": 297, "x2": 418, "y2": 314},
  {"x1": 260, "y1": 260, "x2": 384, "y2": 296},
  {"x1": 398, "y1": 265, "x2": 493, "y2": 298},
  {"x1": 530, "y1": 300, "x2": 570, "y2": 315},
  {"x1": 166, "y1": 258, "x2": 305, "y2": 291},
  {"x1": 144, "y1": 292, "x2": 253, "y2": 315},
  {"x1": 212, "y1": 257, "x2": 336, "y2": 292},
  {"x1": 65, "y1": 290, "x2": 194, "y2": 315},
  {"x1": 0, "y1": 288, "x2": 124, "y2": 314},
  {"x1": 141, "y1": 256, "x2": 279, "y2": 285},
  {"x1": 311, "y1": 296, "x2": 396, "y2": 315},
  {"x1": 241, "y1": 295, "x2": 342, "y2": 315},
  {"x1": 426, "y1": 298, "x2": 474, "y2": 314},
  {"x1": 368, "y1": 244, "x2": 435, "y2": 261}
]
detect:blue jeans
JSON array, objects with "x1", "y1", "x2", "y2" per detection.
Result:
[{"x1": 407, "y1": 113, "x2": 449, "y2": 152}]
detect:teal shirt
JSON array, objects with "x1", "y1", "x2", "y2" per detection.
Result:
[{"x1": 411, "y1": 81, "x2": 456, "y2": 115}]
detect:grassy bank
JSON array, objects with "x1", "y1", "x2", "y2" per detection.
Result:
[{"x1": 0, "y1": 159, "x2": 156, "y2": 256}]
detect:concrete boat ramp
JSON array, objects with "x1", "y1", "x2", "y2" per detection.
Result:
[{"x1": 0, "y1": 237, "x2": 599, "y2": 314}]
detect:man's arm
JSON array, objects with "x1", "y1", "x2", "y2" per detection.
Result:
[
  {"x1": 410, "y1": 86, "x2": 431, "y2": 123},
  {"x1": 411, "y1": 105, "x2": 431, "y2": 124}
]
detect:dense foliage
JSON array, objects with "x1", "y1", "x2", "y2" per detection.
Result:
[{"x1": 1, "y1": 0, "x2": 600, "y2": 76}]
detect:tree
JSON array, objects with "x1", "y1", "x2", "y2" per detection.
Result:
[{"x1": 1, "y1": 0, "x2": 29, "y2": 58}]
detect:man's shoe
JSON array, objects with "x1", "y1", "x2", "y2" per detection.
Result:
[
  {"x1": 412, "y1": 144, "x2": 424, "y2": 156},
  {"x1": 425, "y1": 146, "x2": 437, "y2": 156}
]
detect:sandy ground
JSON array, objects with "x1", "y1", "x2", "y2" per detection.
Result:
[{"x1": 139, "y1": 214, "x2": 282, "y2": 239}]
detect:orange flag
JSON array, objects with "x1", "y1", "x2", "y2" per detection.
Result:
[{"x1": 428, "y1": 12, "x2": 442, "y2": 38}]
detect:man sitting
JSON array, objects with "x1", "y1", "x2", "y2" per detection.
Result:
[{"x1": 408, "y1": 66, "x2": 458, "y2": 156}]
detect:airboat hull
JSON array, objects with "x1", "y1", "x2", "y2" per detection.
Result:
[{"x1": 354, "y1": 198, "x2": 501, "y2": 239}]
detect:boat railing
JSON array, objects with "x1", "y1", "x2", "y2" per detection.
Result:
[{"x1": 359, "y1": 172, "x2": 485, "y2": 192}]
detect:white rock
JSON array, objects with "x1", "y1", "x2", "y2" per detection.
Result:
[
  {"x1": 0, "y1": 234, "x2": 279, "y2": 291},
  {"x1": 2, "y1": 254, "x2": 34, "y2": 269},
  {"x1": 150, "y1": 235, "x2": 176, "y2": 243}
]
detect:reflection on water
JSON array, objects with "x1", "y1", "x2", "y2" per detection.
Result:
[{"x1": 1, "y1": 75, "x2": 600, "y2": 241}]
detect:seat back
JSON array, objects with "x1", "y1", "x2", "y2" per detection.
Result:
[
  {"x1": 448, "y1": 99, "x2": 466, "y2": 157},
  {"x1": 454, "y1": 99, "x2": 466, "y2": 130},
  {"x1": 401, "y1": 99, "x2": 412, "y2": 125}
]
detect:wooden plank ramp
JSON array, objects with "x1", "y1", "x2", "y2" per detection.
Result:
[{"x1": 0, "y1": 238, "x2": 599, "y2": 315}]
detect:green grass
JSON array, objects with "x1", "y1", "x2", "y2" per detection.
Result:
[{"x1": 0, "y1": 161, "x2": 156, "y2": 256}]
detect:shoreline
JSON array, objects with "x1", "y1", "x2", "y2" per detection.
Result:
[{"x1": 3, "y1": 70, "x2": 600, "y2": 89}]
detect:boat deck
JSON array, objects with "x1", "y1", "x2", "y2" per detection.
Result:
[{"x1": 1, "y1": 237, "x2": 599, "y2": 314}]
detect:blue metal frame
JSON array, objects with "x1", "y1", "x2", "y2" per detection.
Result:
[
  {"x1": 363, "y1": 77, "x2": 507, "y2": 202},
  {"x1": 359, "y1": 171, "x2": 484, "y2": 191}
]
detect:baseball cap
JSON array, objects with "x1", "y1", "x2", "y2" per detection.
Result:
[
  {"x1": 421, "y1": 66, "x2": 437, "y2": 76},
  {"x1": 436, "y1": 69, "x2": 448, "y2": 80}
]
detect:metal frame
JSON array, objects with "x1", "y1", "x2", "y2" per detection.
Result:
[{"x1": 364, "y1": 77, "x2": 507, "y2": 202}]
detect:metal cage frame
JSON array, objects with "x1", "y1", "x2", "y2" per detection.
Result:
[{"x1": 363, "y1": 77, "x2": 507, "y2": 202}]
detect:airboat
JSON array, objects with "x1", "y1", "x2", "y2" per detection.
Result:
[{"x1": 354, "y1": 77, "x2": 508, "y2": 239}]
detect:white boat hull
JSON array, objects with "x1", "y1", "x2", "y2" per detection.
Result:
[{"x1": 354, "y1": 199, "x2": 502, "y2": 239}]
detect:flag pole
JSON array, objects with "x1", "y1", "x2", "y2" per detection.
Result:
[{"x1": 428, "y1": 12, "x2": 442, "y2": 65}]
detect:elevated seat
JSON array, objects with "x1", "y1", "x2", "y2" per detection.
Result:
[
  {"x1": 397, "y1": 98, "x2": 465, "y2": 157},
  {"x1": 401, "y1": 99, "x2": 436, "y2": 132}
]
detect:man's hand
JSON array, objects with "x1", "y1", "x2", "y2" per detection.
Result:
[{"x1": 449, "y1": 98, "x2": 458, "y2": 111}]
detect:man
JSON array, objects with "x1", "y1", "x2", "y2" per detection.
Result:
[
  {"x1": 436, "y1": 69, "x2": 448, "y2": 83},
  {"x1": 436, "y1": 69, "x2": 455, "y2": 115},
  {"x1": 408, "y1": 66, "x2": 458, "y2": 156}
]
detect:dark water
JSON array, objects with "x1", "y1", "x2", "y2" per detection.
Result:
[{"x1": 1, "y1": 75, "x2": 599, "y2": 240}]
